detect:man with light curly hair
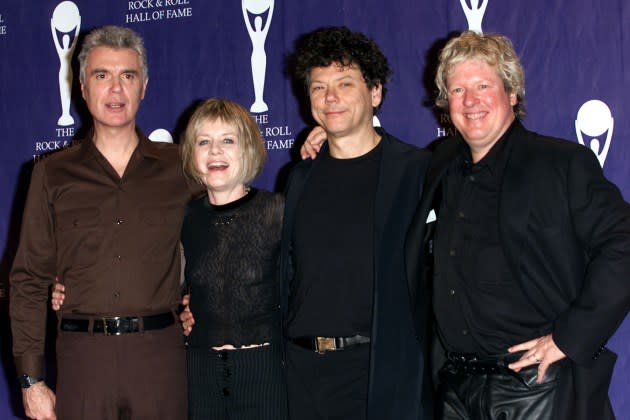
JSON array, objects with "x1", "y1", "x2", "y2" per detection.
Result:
[{"x1": 405, "y1": 30, "x2": 630, "y2": 420}]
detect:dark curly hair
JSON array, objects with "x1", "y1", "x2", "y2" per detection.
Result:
[{"x1": 293, "y1": 26, "x2": 392, "y2": 110}]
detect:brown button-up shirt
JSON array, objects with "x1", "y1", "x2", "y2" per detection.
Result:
[{"x1": 10, "y1": 131, "x2": 201, "y2": 378}]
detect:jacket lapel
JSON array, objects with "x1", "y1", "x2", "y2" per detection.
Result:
[
  {"x1": 498, "y1": 123, "x2": 534, "y2": 278},
  {"x1": 405, "y1": 137, "x2": 458, "y2": 303},
  {"x1": 373, "y1": 135, "x2": 401, "y2": 255}
]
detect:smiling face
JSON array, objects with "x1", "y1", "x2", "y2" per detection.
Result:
[
  {"x1": 80, "y1": 46, "x2": 147, "y2": 133},
  {"x1": 447, "y1": 59, "x2": 517, "y2": 162},
  {"x1": 194, "y1": 118, "x2": 245, "y2": 202},
  {"x1": 308, "y1": 63, "x2": 382, "y2": 142}
]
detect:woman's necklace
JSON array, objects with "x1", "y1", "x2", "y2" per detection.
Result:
[{"x1": 212, "y1": 187, "x2": 251, "y2": 226}]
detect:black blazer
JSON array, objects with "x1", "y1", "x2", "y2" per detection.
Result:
[
  {"x1": 405, "y1": 121, "x2": 630, "y2": 420},
  {"x1": 280, "y1": 128, "x2": 433, "y2": 420}
]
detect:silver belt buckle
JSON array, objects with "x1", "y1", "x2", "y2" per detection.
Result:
[{"x1": 315, "y1": 337, "x2": 336, "y2": 354}]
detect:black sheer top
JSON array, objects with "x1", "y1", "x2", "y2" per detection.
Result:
[{"x1": 181, "y1": 188, "x2": 284, "y2": 348}]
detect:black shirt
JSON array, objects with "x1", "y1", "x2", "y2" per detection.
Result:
[
  {"x1": 181, "y1": 189, "x2": 284, "y2": 348},
  {"x1": 287, "y1": 143, "x2": 382, "y2": 338},
  {"x1": 433, "y1": 122, "x2": 545, "y2": 355}
]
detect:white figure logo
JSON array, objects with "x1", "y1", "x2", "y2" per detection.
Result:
[
  {"x1": 242, "y1": 0, "x2": 274, "y2": 113},
  {"x1": 51, "y1": 1, "x2": 81, "y2": 126},
  {"x1": 149, "y1": 129, "x2": 174, "y2": 143},
  {"x1": 575, "y1": 99, "x2": 614, "y2": 167},
  {"x1": 460, "y1": 0, "x2": 488, "y2": 33}
]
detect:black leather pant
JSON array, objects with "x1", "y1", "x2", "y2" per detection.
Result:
[{"x1": 437, "y1": 353, "x2": 569, "y2": 420}]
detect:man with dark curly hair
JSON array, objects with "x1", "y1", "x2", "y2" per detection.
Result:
[{"x1": 280, "y1": 27, "x2": 433, "y2": 420}]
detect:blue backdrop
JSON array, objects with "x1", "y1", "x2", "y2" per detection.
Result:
[{"x1": 1, "y1": 1, "x2": 628, "y2": 418}]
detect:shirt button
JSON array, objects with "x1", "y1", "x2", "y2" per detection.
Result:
[
  {"x1": 469, "y1": 175, "x2": 476, "y2": 182},
  {"x1": 449, "y1": 289, "x2": 456, "y2": 296},
  {"x1": 115, "y1": 219, "x2": 124, "y2": 225},
  {"x1": 116, "y1": 255, "x2": 122, "y2": 261},
  {"x1": 462, "y1": 329, "x2": 469, "y2": 335},
  {"x1": 114, "y1": 292, "x2": 120, "y2": 298},
  {"x1": 449, "y1": 249, "x2": 456, "y2": 256},
  {"x1": 457, "y1": 211, "x2": 465, "y2": 219}
]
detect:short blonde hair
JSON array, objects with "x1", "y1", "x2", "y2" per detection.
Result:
[
  {"x1": 435, "y1": 31, "x2": 526, "y2": 118},
  {"x1": 181, "y1": 98, "x2": 266, "y2": 185}
]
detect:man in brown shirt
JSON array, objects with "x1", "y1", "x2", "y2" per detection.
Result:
[{"x1": 10, "y1": 26, "x2": 196, "y2": 420}]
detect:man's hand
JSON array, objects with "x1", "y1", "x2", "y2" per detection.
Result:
[
  {"x1": 179, "y1": 294, "x2": 195, "y2": 336},
  {"x1": 51, "y1": 281, "x2": 64, "y2": 311},
  {"x1": 300, "y1": 126, "x2": 327, "y2": 160},
  {"x1": 508, "y1": 334, "x2": 566, "y2": 383},
  {"x1": 22, "y1": 381, "x2": 56, "y2": 420}
]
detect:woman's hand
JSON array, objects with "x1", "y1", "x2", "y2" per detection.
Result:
[
  {"x1": 51, "y1": 280, "x2": 65, "y2": 311},
  {"x1": 179, "y1": 294, "x2": 195, "y2": 336}
]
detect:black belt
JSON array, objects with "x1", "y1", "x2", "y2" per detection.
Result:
[
  {"x1": 445, "y1": 351, "x2": 525, "y2": 375},
  {"x1": 289, "y1": 334, "x2": 371, "y2": 354},
  {"x1": 60, "y1": 312, "x2": 175, "y2": 335}
]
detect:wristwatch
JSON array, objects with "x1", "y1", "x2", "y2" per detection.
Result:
[{"x1": 18, "y1": 375, "x2": 42, "y2": 389}]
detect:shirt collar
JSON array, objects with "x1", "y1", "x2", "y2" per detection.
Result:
[
  {"x1": 78, "y1": 126, "x2": 159, "y2": 161},
  {"x1": 457, "y1": 119, "x2": 518, "y2": 176}
]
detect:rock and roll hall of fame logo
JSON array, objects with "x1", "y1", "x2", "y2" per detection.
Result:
[
  {"x1": 460, "y1": 0, "x2": 488, "y2": 33},
  {"x1": 575, "y1": 99, "x2": 614, "y2": 168},
  {"x1": 51, "y1": 1, "x2": 80, "y2": 127},
  {"x1": 242, "y1": 0, "x2": 274, "y2": 114}
]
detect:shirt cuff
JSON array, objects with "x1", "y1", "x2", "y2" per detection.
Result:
[{"x1": 14, "y1": 355, "x2": 44, "y2": 378}]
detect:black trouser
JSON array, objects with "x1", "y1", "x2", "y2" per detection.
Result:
[
  {"x1": 187, "y1": 344, "x2": 288, "y2": 420},
  {"x1": 437, "y1": 352, "x2": 569, "y2": 420},
  {"x1": 286, "y1": 341, "x2": 370, "y2": 420}
]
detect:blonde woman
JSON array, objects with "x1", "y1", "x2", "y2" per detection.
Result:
[{"x1": 54, "y1": 98, "x2": 288, "y2": 420}]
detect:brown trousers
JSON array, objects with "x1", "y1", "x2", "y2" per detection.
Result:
[{"x1": 55, "y1": 322, "x2": 187, "y2": 420}]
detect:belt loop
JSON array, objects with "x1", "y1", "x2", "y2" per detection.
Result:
[
  {"x1": 138, "y1": 316, "x2": 145, "y2": 334},
  {"x1": 88, "y1": 317, "x2": 94, "y2": 336}
]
